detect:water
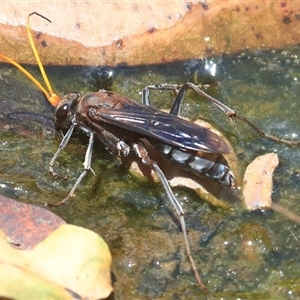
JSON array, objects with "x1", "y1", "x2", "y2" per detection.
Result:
[{"x1": 1, "y1": 46, "x2": 300, "y2": 299}]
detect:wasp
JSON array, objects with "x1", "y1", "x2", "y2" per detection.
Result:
[
  {"x1": 51, "y1": 84, "x2": 235, "y2": 203},
  {"x1": 2, "y1": 12, "x2": 299, "y2": 290}
]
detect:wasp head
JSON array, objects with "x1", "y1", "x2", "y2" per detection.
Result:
[{"x1": 55, "y1": 92, "x2": 81, "y2": 131}]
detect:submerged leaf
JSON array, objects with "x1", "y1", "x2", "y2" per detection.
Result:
[{"x1": 243, "y1": 153, "x2": 279, "y2": 210}]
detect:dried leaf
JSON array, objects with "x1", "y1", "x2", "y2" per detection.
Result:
[
  {"x1": 0, "y1": 224, "x2": 112, "y2": 299},
  {"x1": 243, "y1": 153, "x2": 279, "y2": 210},
  {"x1": 0, "y1": 194, "x2": 65, "y2": 249},
  {"x1": 1, "y1": 2, "x2": 300, "y2": 66}
]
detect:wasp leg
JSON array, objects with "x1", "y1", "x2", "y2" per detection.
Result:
[
  {"x1": 169, "y1": 83, "x2": 189, "y2": 116},
  {"x1": 184, "y1": 82, "x2": 236, "y2": 117},
  {"x1": 49, "y1": 124, "x2": 75, "y2": 177},
  {"x1": 47, "y1": 131, "x2": 95, "y2": 206},
  {"x1": 142, "y1": 83, "x2": 199, "y2": 116},
  {"x1": 142, "y1": 83, "x2": 181, "y2": 107},
  {"x1": 144, "y1": 83, "x2": 189, "y2": 116},
  {"x1": 142, "y1": 81, "x2": 233, "y2": 115},
  {"x1": 87, "y1": 108, "x2": 131, "y2": 157},
  {"x1": 48, "y1": 121, "x2": 131, "y2": 206},
  {"x1": 184, "y1": 82, "x2": 300, "y2": 145},
  {"x1": 142, "y1": 81, "x2": 236, "y2": 118},
  {"x1": 132, "y1": 140, "x2": 206, "y2": 289},
  {"x1": 132, "y1": 141, "x2": 184, "y2": 217}
]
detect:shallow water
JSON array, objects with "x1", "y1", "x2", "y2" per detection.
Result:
[{"x1": 1, "y1": 46, "x2": 300, "y2": 299}]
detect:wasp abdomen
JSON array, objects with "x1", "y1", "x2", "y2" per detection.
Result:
[{"x1": 153, "y1": 142, "x2": 235, "y2": 187}]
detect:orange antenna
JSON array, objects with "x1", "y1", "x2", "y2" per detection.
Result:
[{"x1": 0, "y1": 12, "x2": 60, "y2": 107}]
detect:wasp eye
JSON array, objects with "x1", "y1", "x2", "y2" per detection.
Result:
[{"x1": 56, "y1": 103, "x2": 69, "y2": 120}]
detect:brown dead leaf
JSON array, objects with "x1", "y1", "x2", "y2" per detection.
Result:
[
  {"x1": 243, "y1": 153, "x2": 279, "y2": 210},
  {"x1": 0, "y1": 194, "x2": 65, "y2": 249},
  {"x1": 2, "y1": 2, "x2": 300, "y2": 66}
]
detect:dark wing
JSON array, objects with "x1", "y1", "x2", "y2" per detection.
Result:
[{"x1": 88, "y1": 104, "x2": 230, "y2": 154}]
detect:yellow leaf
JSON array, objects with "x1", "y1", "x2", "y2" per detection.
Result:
[{"x1": 0, "y1": 224, "x2": 112, "y2": 299}]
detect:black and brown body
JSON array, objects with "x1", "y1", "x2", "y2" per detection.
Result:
[{"x1": 54, "y1": 90, "x2": 235, "y2": 187}]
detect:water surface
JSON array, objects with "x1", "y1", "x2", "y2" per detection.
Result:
[{"x1": 1, "y1": 47, "x2": 300, "y2": 298}]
